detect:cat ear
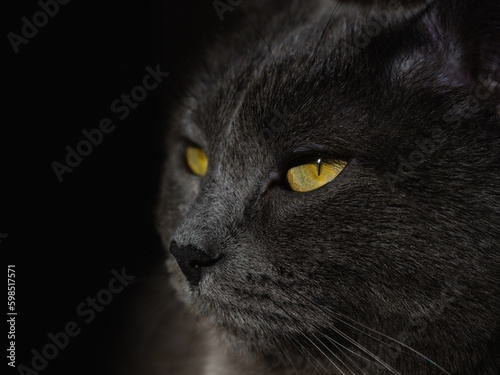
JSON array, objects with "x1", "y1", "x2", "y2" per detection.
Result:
[{"x1": 403, "y1": 0, "x2": 500, "y2": 89}]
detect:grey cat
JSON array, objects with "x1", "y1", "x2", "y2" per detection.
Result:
[{"x1": 151, "y1": 0, "x2": 500, "y2": 374}]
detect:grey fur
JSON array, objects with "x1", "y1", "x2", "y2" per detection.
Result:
[{"x1": 154, "y1": 0, "x2": 500, "y2": 374}]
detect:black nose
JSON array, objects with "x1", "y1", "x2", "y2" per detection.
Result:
[{"x1": 169, "y1": 240, "x2": 221, "y2": 286}]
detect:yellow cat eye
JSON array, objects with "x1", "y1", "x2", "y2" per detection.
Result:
[
  {"x1": 186, "y1": 145, "x2": 208, "y2": 176},
  {"x1": 287, "y1": 158, "x2": 347, "y2": 192}
]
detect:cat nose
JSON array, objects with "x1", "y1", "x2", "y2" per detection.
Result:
[{"x1": 169, "y1": 240, "x2": 221, "y2": 286}]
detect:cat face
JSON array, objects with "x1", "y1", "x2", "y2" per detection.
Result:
[{"x1": 157, "y1": 0, "x2": 499, "y2": 373}]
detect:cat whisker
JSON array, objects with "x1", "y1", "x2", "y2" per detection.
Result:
[
  {"x1": 291, "y1": 289, "x2": 401, "y2": 374},
  {"x1": 277, "y1": 338, "x2": 301, "y2": 375},
  {"x1": 330, "y1": 313, "x2": 412, "y2": 358},
  {"x1": 236, "y1": 9, "x2": 277, "y2": 65},
  {"x1": 331, "y1": 312, "x2": 451, "y2": 374},
  {"x1": 310, "y1": 332, "x2": 359, "y2": 375},
  {"x1": 311, "y1": 0, "x2": 346, "y2": 61},
  {"x1": 288, "y1": 285, "x2": 449, "y2": 374},
  {"x1": 319, "y1": 333, "x2": 368, "y2": 375},
  {"x1": 326, "y1": 323, "x2": 401, "y2": 375},
  {"x1": 321, "y1": 332, "x2": 380, "y2": 371},
  {"x1": 290, "y1": 335, "x2": 329, "y2": 375},
  {"x1": 302, "y1": 333, "x2": 348, "y2": 375},
  {"x1": 312, "y1": 334, "x2": 372, "y2": 374}
]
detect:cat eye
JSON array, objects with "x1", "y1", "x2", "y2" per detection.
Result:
[
  {"x1": 286, "y1": 157, "x2": 347, "y2": 192},
  {"x1": 185, "y1": 145, "x2": 208, "y2": 176}
]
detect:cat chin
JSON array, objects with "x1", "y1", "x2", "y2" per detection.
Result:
[
  {"x1": 206, "y1": 325, "x2": 300, "y2": 371},
  {"x1": 172, "y1": 285, "x2": 297, "y2": 359},
  {"x1": 205, "y1": 323, "x2": 381, "y2": 375},
  {"x1": 190, "y1": 301, "x2": 329, "y2": 365}
]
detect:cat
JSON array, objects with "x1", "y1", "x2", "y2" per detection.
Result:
[{"x1": 153, "y1": 0, "x2": 500, "y2": 374}]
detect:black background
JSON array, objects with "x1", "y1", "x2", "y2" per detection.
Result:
[{"x1": 4, "y1": 1, "x2": 218, "y2": 374}]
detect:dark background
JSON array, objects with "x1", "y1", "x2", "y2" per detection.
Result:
[{"x1": 4, "y1": 1, "x2": 218, "y2": 374}]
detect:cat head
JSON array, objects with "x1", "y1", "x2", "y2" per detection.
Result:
[{"x1": 157, "y1": 0, "x2": 499, "y2": 373}]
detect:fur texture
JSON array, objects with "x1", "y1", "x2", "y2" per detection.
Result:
[{"x1": 155, "y1": 0, "x2": 500, "y2": 374}]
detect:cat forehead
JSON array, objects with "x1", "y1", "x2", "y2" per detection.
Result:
[
  {"x1": 177, "y1": 9, "x2": 420, "y2": 134},
  {"x1": 174, "y1": 1, "x2": 477, "y2": 145},
  {"x1": 179, "y1": 50, "x2": 376, "y2": 145}
]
